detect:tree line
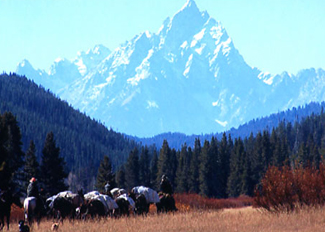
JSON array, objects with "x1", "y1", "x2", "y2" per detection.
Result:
[
  {"x1": 3, "y1": 109, "x2": 325, "y2": 199},
  {"x1": 100, "y1": 110, "x2": 325, "y2": 198}
]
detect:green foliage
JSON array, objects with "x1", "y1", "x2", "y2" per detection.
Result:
[
  {"x1": 139, "y1": 146, "x2": 151, "y2": 187},
  {"x1": 40, "y1": 132, "x2": 68, "y2": 196},
  {"x1": 125, "y1": 147, "x2": 140, "y2": 190},
  {"x1": 95, "y1": 155, "x2": 116, "y2": 192},
  {"x1": 23, "y1": 140, "x2": 40, "y2": 189},
  {"x1": 0, "y1": 112, "x2": 24, "y2": 190},
  {"x1": 0, "y1": 73, "x2": 137, "y2": 191}
]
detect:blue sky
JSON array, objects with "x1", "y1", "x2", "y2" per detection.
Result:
[{"x1": 1, "y1": 0, "x2": 324, "y2": 75}]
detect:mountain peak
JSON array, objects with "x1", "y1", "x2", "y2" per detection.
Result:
[{"x1": 181, "y1": 0, "x2": 198, "y2": 11}]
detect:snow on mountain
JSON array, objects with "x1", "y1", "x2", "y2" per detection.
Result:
[
  {"x1": 16, "y1": 44, "x2": 111, "y2": 92},
  {"x1": 16, "y1": 0, "x2": 325, "y2": 137}
]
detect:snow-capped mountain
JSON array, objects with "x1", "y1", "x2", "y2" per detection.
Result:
[{"x1": 16, "y1": 0, "x2": 325, "y2": 137}]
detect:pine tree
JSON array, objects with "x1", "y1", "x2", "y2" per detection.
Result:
[
  {"x1": 189, "y1": 138, "x2": 201, "y2": 194},
  {"x1": 116, "y1": 165, "x2": 126, "y2": 189},
  {"x1": 23, "y1": 140, "x2": 40, "y2": 189},
  {"x1": 40, "y1": 132, "x2": 68, "y2": 196},
  {"x1": 218, "y1": 133, "x2": 230, "y2": 198},
  {"x1": 175, "y1": 144, "x2": 190, "y2": 193},
  {"x1": 95, "y1": 155, "x2": 116, "y2": 192},
  {"x1": 139, "y1": 146, "x2": 151, "y2": 187},
  {"x1": 227, "y1": 138, "x2": 246, "y2": 197},
  {"x1": 125, "y1": 147, "x2": 139, "y2": 190},
  {"x1": 199, "y1": 140, "x2": 210, "y2": 197},
  {"x1": 0, "y1": 112, "x2": 24, "y2": 190},
  {"x1": 157, "y1": 140, "x2": 172, "y2": 185},
  {"x1": 150, "y1": 148, "x2": 158, "y2": 190}
]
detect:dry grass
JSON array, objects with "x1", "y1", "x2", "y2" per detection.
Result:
[{"x1": 7, "y1": 205, "x2": 325, "y2": 232}]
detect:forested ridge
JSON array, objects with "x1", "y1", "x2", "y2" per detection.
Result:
[
  {"x1": 132, "y1": 102, "x2": 325, "y2": 150},
  {"x1": 0, "y1": 73, "x2": 138, "y2": 190}
]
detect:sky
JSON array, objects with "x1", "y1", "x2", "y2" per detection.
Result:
[{"x1": 0, "y1": 0, "x2": 324, "y2": 75}]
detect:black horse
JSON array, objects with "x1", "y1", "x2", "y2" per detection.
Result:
[
  {"x1": 79, "y1": 199, "x2": 106, "y2": 220},
  {"x1": 129, "y1": 192, "x2": 149, "y2": 216},
  {"x1": 51, "y1": 197, "x2": 75, "y2": 222},
  {"x1": 114, "y1": 198, "x2": 130, "y2": 217},
  {"x1": 156, "y1": 193, "x2": 178, "y2": 213},
  {"x1": 0, "y1": 190, "x2": 23, "y2": 231}
]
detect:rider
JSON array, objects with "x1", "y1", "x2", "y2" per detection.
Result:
[
  {"x1": 27, "y1": 177, "x2": 39, "y2": 198},
  {"x1": 27, "y1": 177, "x2": 44, "y2": 213},
  {"x1": 160, "y1": 174, "x2": 173, "y2": 195}
]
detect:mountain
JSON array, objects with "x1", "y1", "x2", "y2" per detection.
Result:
[{"x1": 16, "y1": 0, "x2": 325, "y2": 137}]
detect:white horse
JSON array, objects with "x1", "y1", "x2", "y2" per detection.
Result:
[{"x1": 24, "y1": 197, "x2": 42, "y2": 225}]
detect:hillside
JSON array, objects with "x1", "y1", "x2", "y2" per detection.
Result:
[
  {"x1": 0, "y1": 73, "x2": 138, "y2": 190},
  {"x1": 132, "y1": 101, "x2": 325, "y2": 149}
]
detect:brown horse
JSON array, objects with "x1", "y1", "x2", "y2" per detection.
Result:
[{"x1": 0, "y1": 190, "x2": 23, "y2": 230}]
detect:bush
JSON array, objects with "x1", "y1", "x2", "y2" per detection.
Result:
[{"x1": 254, "y1": 163, "x2": 325, "y2": 212}]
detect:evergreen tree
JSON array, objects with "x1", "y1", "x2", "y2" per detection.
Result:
[
  {"x1": 175, "y1": 144, "x2": 191, "y2": 193},
  {"x1": 23, "y1": 140, "x2": 39, "y2": 189},
  {"x1": 0, "y1": 112, "x2": 24, "y2": 190},
  {"x1": 40, "y1": 132, "x2": 68, "y2": 196},
  {"x1": 139, "y1": 146, "x2": 151, "y2": 187},
  {"x1": 157, "y1": 140, "x2": 172, "y2": 185},
  {"x1": 217, "y1": 133, "x2": 230, "y2": 198},
  {"x1": 189, "y1": 138, "x2": 201, "y2": 194},
  {"x1": 116, "y1": 165, "x2": 126, "y2": 189},
  {"x1": 209, "y1": 137, "x2": 219, "y2": 197},
  {"x1": 150, "y1": 148, "x2": 158, "y2": 190},
  {"x1": 227, "y1": 138, "x2": 246, "y2": 197},
  {"x1": 199, "y1": 140, "x2": 211, "y2": 197},
  {"x1": 95, "y1": 155, "x2": 116, "y2": 192},
  {"x1": 125, "y1": 147, "x2": 139, "y2": 190}
]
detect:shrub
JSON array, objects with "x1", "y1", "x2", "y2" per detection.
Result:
[{"x1": 254, "y1": 163, "x2": 325, "y2": 212}]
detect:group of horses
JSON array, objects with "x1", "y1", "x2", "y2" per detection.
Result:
[{"x1": 0, "y1": 186, "x2": 177, "y2": 230}]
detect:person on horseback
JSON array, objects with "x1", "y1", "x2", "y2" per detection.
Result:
[
  {"x1": 160, "y1": 175, "x2": 173, "y2": 195},
  {"x1": 27, "y1": 177, "x2": 39, "y2": 198},
  {"x1": 104, "y1": 183, "x2": 110, "y2": 195},
  {"x1": 27, "y1": 177, "x2": 45, "y2": 214}
]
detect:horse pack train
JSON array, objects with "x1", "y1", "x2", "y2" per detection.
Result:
[{"x1": 0, "y1": 184, "x2": 177, "y2": 230}]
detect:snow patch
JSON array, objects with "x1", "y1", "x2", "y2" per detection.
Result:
[
  {"x1": 215, "y1": 119, "x2": 228, "y2": 127},
  {"x1": 195, "y1": 44, "x2": 206, "y2": 55},
  {"x1": 146, "y1": 101, "x2": 159, "y2": 109},
  {"x1": 183, "y1": 54, "x2": 193, "y2": 77}
]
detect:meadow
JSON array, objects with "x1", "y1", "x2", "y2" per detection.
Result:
[{"x1": 7, "y1": 194, "x2": 325, "y2": 232}]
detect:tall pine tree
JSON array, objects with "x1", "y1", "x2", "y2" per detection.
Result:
[
  {"x1": 125, "y1": 147, "x2": 140, "y2": 190},
  {"x1": 23, "y1": 140, "x2": 39, "y2": 190},
  {"x1": 40, "y1": 132, "x2": 68, "y2": 196},
  {"x1": 95, "y1": 155, "x2": 116, "y2": 192}
]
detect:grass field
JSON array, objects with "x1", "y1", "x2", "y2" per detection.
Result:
[{"x1": 6, "y1": 195, "x2": 325, "y2": 231}]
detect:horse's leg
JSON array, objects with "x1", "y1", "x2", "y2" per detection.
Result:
[
  {"x1": 6, "y1": 211, "x2": 10, "y2": 230},
  {"x1": 0, "y1": 216, "x2": 4, "y2": 231}
]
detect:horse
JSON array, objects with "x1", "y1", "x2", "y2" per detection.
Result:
[
  {"x1": 156, "y1": 193, "x2": 178, "y2": 213},
  {"x1": 0, "y1": 190, "x2": 23, "y2": 230},
  {"x1": 24, "y1": 197, "x2": 44, "y2": 225},
  {"x1": 79, "y1": 199, "x2": 106, "y2": 220},
  {"x1": 114, "y1": 198, "x2": 130, "y2": 217},
  {"x1": 129, "y1": 192, "x2": 149, "y2": 216},
  {"x1": 51, "y1": 197, "x2": 75, "y2": 222}
]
